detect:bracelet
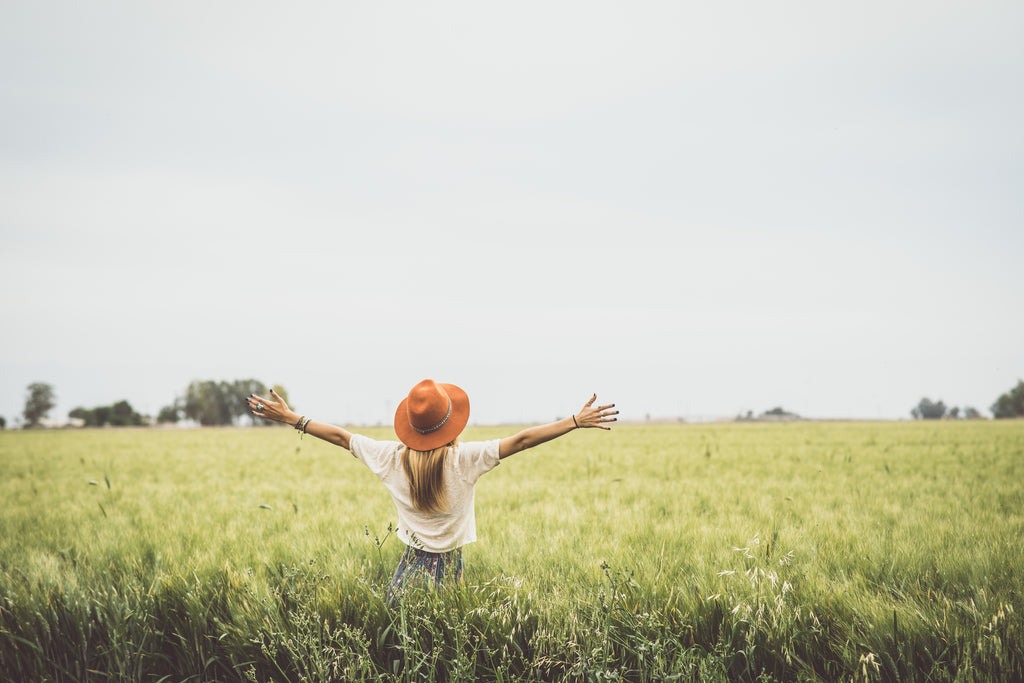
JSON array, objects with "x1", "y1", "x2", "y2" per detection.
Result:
[
  {"x1": 294, "y1": 416, "x2": 306, "y2": 430},
  {"x1": 301, "y1": 417, "x2": 311, "y2": 433},
  {"x1": 572, "y1": 414, "x2": 579, "y2": 429}
]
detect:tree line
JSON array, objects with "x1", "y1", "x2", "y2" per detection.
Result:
[
  {"x1": 158, "y1": 380, "x2": 290, "y2": 427},
  {"x1": 910, "y1": 380, "x2": 1024, "y2": 420},
  {"x1": 8, "y1": 379, "x2": 1024, "y2": 429},
  {"x1": 11, "y1": 380, "x2": 289, "y2": 428}
]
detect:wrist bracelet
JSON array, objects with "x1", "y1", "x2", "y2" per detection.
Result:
[
  {"x1": 295, "y1": 416, "x2": 311, "y2": 439},
  {"x1": 572, "y1": 414, "x2": 579, "y2": 429}
]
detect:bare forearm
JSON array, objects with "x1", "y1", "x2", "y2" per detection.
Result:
[
  {"x1": 284, "y1": 411, "x2": 352, "y2": 450},
  {"x1": 498, "y1": 394, "x2": 618, "y2": 459},
  {"x1": 246, "y1": 392, "x2": 353, "y2": 451},
  {"x1": 310, "y1": 422, "x2": 353, "y2": 450},
  {"x1": 500, "y1": 417, "x2": 576, "y2": 458}
]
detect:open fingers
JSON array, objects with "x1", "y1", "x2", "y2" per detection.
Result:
[
  {"x1": 246, "y1": 393, "x2": 272, "y2": 416},
  {"x1": 595, "y1": 413, "x2": 615, "y2": 430},
  {"x1": 576, "y1": 400, "x2": 619, "y2": 429}
]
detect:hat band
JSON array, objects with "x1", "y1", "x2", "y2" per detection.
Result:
[{"x1": 411, "y1": 398, "x2": 452, "y2": 435}]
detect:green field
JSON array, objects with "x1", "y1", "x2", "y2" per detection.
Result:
[{"x1": 1, "y1": 421, "x2": 1022, "y2": 682}]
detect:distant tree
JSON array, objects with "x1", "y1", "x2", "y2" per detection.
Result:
[
  {"x1": 762, "y1": 407, "x2": 798, "y2": 418},
  {"x1": 948, "y1": 406, "x2": 960, "y2": 419},
  {"x1": 110, "y1": 400, "x2": 144, "y2": 426},
  {"x1": 0, "y1": 415, "x2": 6, "y2": 429},
  {"x1": 991, "y1": 380, "x2": 1024, "y2": 419},
  {"x1": 179, "y1": 379, "x2": 277, "y2": 426},
  {"x1": 69, "y1": 400, "x2": 144, "y2": 427},
  {"x1": 911, "y1": 398, "x2": 946, "y2": 420},
  {"x1": 93, "y1": 405, "x2": 112, "y2": 426},
  {"x1": 964, "y1": 406, "x2": 983, "y2": 420},
  {"x1": 23, "y1": 383, "x2": 56, "y2": 428},
  {"x1": 69, "y1": 407, "x2": 97, "y2": 427},
  {"x1": 183, "y1": 380, "x2": 231, "y2": 426},
  {"x1": 157, "y1": 404, "x2": 181, "y2": 424}
]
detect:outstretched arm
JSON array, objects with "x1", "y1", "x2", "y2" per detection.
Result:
[
  {"x1": 498, "y1": 394, "x2": 617, "y2": 459},
  {"x1": 246, "y1": 389, "x2": 353, "y2": 451}
]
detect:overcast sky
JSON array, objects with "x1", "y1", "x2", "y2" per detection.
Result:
[{"x1": 2, "y1": 1, "x2": 1022, "y2": 426}]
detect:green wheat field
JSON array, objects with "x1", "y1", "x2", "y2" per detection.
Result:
[{"x1": 1, "y1": 421, "x2": 1022, "y2": 682}]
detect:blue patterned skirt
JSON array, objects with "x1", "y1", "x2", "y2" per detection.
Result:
[{"x1": 387, "y1": 545, "x2": 463, "y2": 603}]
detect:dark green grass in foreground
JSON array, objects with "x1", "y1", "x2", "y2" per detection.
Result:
[{"x1": 0, "y1": 421, "x2": 1021, "y2": 681}]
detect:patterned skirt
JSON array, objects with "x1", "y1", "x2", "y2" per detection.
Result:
[{"x1": 387, "y1": 545, "x2": 463, "y2": 604}]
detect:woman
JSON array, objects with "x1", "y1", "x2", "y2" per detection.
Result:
[{"x1": 246, "y1": 379, "x2": 617, "y2": 601}]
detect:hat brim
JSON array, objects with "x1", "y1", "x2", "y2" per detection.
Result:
[{"x1": 394, "y1": 383, "x2": 470, "y2": 451}]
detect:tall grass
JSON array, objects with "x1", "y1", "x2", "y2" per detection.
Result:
[{"x1": 1, "y1": 421, "x2": 1021, "y2": 681}]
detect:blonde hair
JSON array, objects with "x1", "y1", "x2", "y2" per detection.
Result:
[{"x1": 401, "y1": 439, "x2": 456, "y2": 513}]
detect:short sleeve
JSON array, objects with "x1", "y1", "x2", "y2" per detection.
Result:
[
  {"x1": 453, "y1": 440, "x2": 500, "y2": 485},
  {"x1": 349, "y1": 434, "x2": 402, "y2": 479}
]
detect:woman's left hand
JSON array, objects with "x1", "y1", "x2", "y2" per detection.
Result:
[{"x1": 574, "y1": 394, "x2": 618, "y2": 430}]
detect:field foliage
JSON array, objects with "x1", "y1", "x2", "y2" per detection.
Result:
[{"x1": 1, "y1": 421, "x2": 1022, "y2": 681}]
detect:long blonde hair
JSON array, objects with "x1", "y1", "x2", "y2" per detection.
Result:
[{"x1": 401, "y1": 439, "x2": 456, "y2": 513}]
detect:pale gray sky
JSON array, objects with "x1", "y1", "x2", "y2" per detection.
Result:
[{"x1": 2, "y1": 1, "x2": 1022, "y2": 425}]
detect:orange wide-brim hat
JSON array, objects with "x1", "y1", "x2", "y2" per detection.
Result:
[{"x1": 394, "y1": 379, "x2": 470, "y2": 451}]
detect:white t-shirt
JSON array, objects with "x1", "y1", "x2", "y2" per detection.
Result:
[{"x1": 349, "y1": 435, "x2": 501, "y2": 553}]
